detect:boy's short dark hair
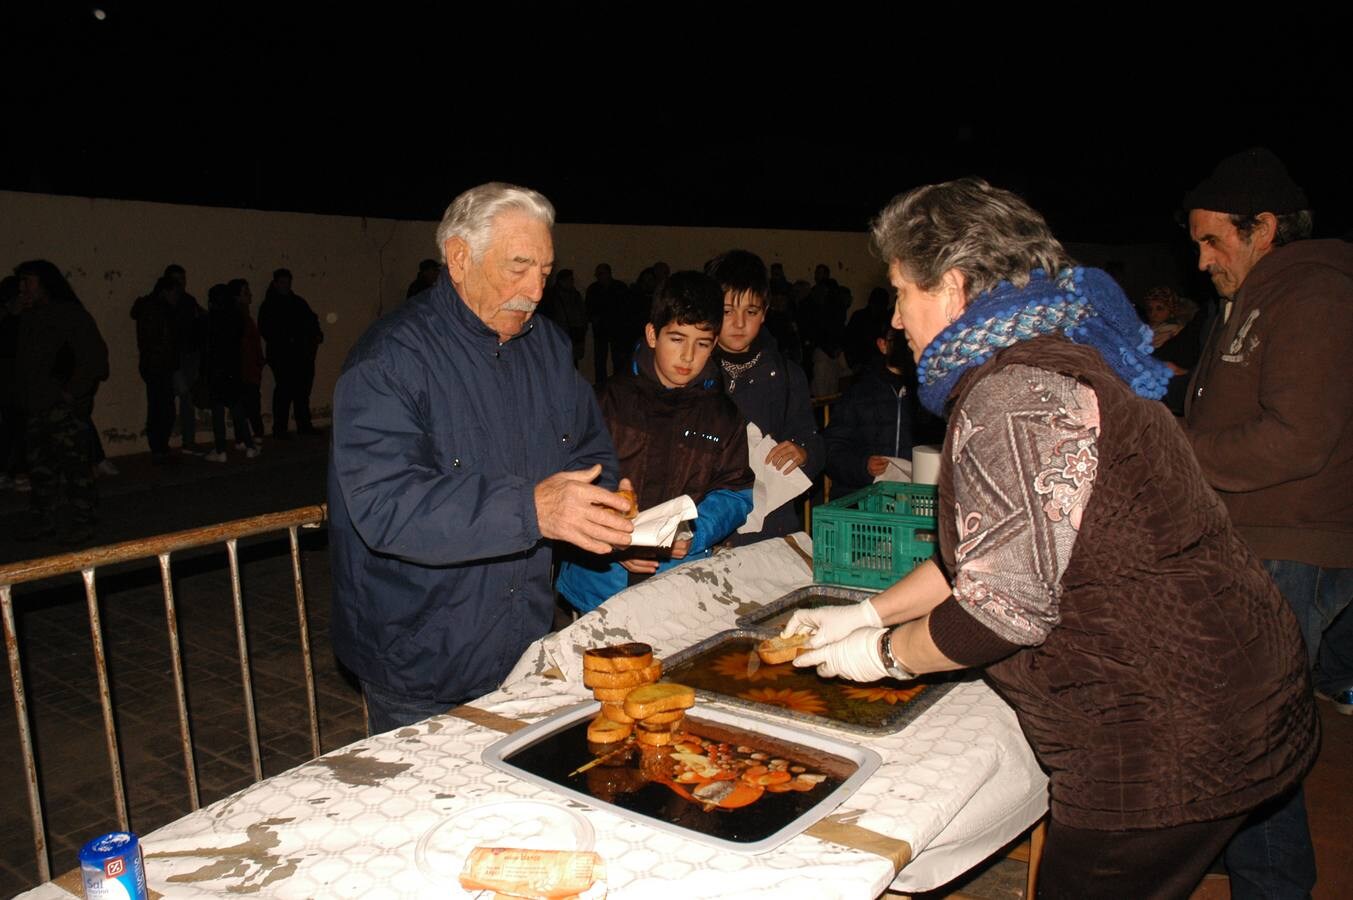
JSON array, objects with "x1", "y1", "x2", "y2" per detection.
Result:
[
  {"x1": 649, "y1": 270, "x2": 723, "y2": 332},
  {"x1": 704, "y1": 249, "x2": 768, "y2": 300}
]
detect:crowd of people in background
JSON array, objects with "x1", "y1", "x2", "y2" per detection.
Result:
[
  {"x1": 540, "y1": 257, "x2": 870, "y2": 399},
  {"x1": 0, "y1": 244, "x2": 1221, "y2": 551},
  {"x1": 0, "y1": 260, "x2": 324, "y2": 545},
  {"x1": 127, "y1": 263, "x2": 323, "y2": 466}
]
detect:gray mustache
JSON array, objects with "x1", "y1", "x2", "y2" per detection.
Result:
[{"x1": 502, "y1": 298, "x2": 539, "y2": 313}]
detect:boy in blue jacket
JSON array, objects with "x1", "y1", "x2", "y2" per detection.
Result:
[{"x1": 557, "y1": 271, "x2": 754, "y2": 612}]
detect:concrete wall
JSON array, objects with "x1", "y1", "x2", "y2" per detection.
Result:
[
  {"x1": 1, "y1": 190, "x2": 891, "y2": 456},
  {"x1": 2, "y1": 190, "x2": 1184, "y2": 457}
]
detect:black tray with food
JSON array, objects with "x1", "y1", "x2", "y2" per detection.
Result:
[
  {"x1": 662, "y1": 628, "x2": 955, "y2": 736},
  {"x1": 481, "y1": 701, "x2": 881, "y2": 854}
]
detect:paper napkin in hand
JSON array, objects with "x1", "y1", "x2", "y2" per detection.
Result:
[
  {"x1": 738, "y1": 423, "x2": 812, "y2": 534},
  {"x1": 629, "y1": 495, "x2": 698, "y2": 547},
  {"x1": 873, "y1": 456, "x2": 913, "y2": 483}
]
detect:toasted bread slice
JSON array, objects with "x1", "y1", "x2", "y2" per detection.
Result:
[
  {"x1": 636, "y1": 717, "x2": 684, "y2": 734},
  {"x1": 599, "y1": 702, "x2": 634, "y2": 725},
  {"x1": 616, "y1": 489, "x2": 638, "y2": 519},
  {"x1": 636, "y1": 728, "x2": 677, "y2": 747},
  {"x1": 592, "y1": 685, "x2": 633, "y2": 702},
  {"x1": 582, "y1": 661, "x2": 662, "y2": 690},
  {"x1": 583, "y1": 642, "x2": 655, "y2": 673},
  {"x1": 623, "y1": 682, "x2": 696, "y2": 719},
  {"x1": 756, "y1": 633, "x2": 811, "y2": 665},
  {"x1": 586, "y1": 715, "x2": 633, "y2": 743},
  {"x1": 639, "y1": 708, "x2": 686, "y2": 725}
]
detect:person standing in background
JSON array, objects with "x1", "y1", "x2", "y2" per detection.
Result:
[
  {"x1": 259, "y1": 268, "x2": 323, "y2": 438},
  {"x1": 234, "y1": 279, "x2": 266, "y2": 439},
  {"x1": 131, "y1": 275, "x2": 181, "y2": 464},
  {"x1": 165, "y1": 264, "x2": 206, "y2": 455},
  {"x1": 13, "y1": 260, "x2": 109, "y2": 545}
]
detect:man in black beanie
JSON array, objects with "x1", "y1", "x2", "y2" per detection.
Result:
[{"x1": 1182, "y1": 147, "x2": 1353, "y2": 899}]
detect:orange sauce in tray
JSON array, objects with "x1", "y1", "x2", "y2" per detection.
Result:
[{"x1": 506, "y1": 716, "x2": 853, "y2": 845}]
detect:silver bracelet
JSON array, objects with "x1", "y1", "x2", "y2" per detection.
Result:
[{"x1": 878, "y1": 626, "x2": 915, "y2": 681}]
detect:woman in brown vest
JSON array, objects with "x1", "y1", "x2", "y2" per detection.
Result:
[{"x1": 783, "y1": 178, "x2": 1317, "y2": 899}]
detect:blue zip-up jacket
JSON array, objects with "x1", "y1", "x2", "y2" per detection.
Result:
[{"x1": 328, "y1": 272, "x2": 618, "y2": 702}]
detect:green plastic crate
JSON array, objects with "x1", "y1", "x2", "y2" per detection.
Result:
[{"x1": 813, "y1": 482, "x2": 939, "y2": 590}]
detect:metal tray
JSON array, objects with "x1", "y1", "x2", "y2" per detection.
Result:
[
  {"x1": 481, "y1": 700, "x2": 881, "y2": 855},
  {"x1": 735, "y1": 584, "x2": 878, "y2": 631},
  {"x1": 662, "y1": 628, "x2": 955, "y2": 736}
]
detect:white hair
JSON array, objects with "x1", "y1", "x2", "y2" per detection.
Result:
[{"x1": 435, "y1": 182, "x2": 556, "y2": 263}]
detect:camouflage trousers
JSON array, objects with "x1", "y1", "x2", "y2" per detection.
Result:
[{"x1": 25, "y1": 401, "x2": 97, "y2": 526}]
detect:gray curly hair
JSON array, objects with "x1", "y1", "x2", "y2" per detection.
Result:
[
  {"x1": 870, "y1": 177, "x2": 1073, "y2": 297},
  {"x1": 435, "y1": 182, "x2": 556, "y2": 263}
]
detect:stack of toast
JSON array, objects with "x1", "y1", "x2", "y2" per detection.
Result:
[{"x1": 583, "y1": 643, "x2": 695, "y2": 748}]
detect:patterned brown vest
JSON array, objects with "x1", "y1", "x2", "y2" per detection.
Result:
[{"x1": 938, "y1": 335, "x2": 1317, "y2": 830}]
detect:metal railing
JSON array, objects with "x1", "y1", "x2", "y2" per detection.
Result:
[{"x1": 0, "y1": 504, "x2": 328, "y2": 883}]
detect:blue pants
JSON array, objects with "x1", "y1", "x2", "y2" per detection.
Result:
[
  {"x1": 1222, "y1": 557, "x2": 1340, "y2": 899},
  {"x1": 360, "y1": 680, "x2": 455, "y2": 735},
  {"x1": 1265, "y1": 558, "x2": 1353, "y2": 670},
  {"x1": 1316, "y1": 600, "x2": 1353, "y2": 695}
]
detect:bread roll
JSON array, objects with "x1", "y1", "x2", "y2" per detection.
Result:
[{"x1": 756, "y1": 633, "x2": 810, "y2": 665}]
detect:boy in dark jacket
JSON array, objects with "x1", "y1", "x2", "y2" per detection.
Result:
[
  {"x1": 557, "y1": 271, "x2": 754, "y2": 612},
  {"x1": 706, "y1": 250, "x2": 824, "y2": 544},
  {"x1": 824, "y1": 323, "x2": 928, "y2": 498}
]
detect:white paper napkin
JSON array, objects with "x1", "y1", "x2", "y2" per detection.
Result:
[
  {"x1": 873, "y1": 456, "x2": 914, "y2": 483},
  {"x1": 629, "y1": 495, "x2": 698, "y2": 547},
  {"x1": 737, "y1": 423, "x2": 813, "y2": 534}
]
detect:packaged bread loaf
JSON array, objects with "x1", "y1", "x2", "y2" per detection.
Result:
[{"x1": 459, "y1": 847, "x2": 605, "y2": 899}]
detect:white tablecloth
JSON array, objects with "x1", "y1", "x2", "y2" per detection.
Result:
[{"x1": 22, "y1": 536, "x2": 1046, "y2": 898}]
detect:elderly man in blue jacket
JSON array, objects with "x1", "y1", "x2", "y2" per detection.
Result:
[{"x1": 329, "y1": 183, "x2": 634, "y2": 733}]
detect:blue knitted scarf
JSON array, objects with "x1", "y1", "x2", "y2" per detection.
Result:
[{"x1": 916, "y1": 267, "x2": 1170, "y2": 417}]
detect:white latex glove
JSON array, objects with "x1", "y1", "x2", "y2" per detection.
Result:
[
  {"x1": 794, "y1": 626, "x2": 890, "y2": 682},
  {"x1": 782, "y1": 600, "x2": 883, "y2": 649}
]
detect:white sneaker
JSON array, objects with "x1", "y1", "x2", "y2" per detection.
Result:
[
  {"x1": 234, "y1": 442, "x2": 247, "y2": 450},
  {"x1": 96, "y1": 459, "x2": 119, "y2": 476},
  {"x1": 205, "y1": 450, "x2": 228, "y2": 463},
  {"x1": 245, "y1": 446, "x2": 261, "y2": 459}
]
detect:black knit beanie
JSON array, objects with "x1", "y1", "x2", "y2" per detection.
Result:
[{"x1": 1181, "y1": 147, "x2": 1309, "y2": 216}]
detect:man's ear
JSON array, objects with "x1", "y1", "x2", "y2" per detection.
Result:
[
  {"x1": 645, "y1": 323, "x2": 658, "y2": 349},
  {"x1": 445, "y1": 238, "x2": 470, "y2": 285},
  {"x1": 1249, "y1": 213, "x2": 1279, "y2": 252}
]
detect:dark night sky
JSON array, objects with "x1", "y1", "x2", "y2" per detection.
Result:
[{"x1": 5, "y1": 4, "x2": 1350, "y2": 245}]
